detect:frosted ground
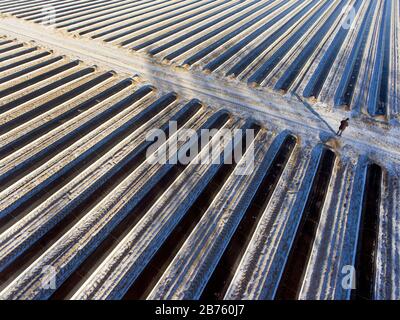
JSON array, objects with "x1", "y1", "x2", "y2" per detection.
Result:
[{"x1": 0, "y1": 0, "x2": 398, "y2": 300}]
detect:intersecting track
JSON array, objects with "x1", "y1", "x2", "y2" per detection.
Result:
[{"x1": 0, "y1": 13, "x2": 399, "y2": 300}]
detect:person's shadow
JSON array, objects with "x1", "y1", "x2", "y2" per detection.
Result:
[{"x1": 292, "y1": 93, "x2": 338, "y2": 140}]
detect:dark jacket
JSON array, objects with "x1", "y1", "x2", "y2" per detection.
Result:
[{"x1": 339, "y1": 120, "x2": 349, "y2": 131}]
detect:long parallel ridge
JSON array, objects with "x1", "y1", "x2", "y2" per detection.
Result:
[
  {"x1": 0, "y1": 19, "x2": 398, "y2": 300},
  {"x1": 0, "y1": 0, "x2": 398, "y2": 121}
]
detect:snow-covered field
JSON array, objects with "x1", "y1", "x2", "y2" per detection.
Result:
[{"x1": 0, "y1": 0, "x2": 399, "y2": 300}]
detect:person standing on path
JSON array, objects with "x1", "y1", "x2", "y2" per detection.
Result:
[{"x1": 337, "y1": 118, "x2": 349, "y2": 136}]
